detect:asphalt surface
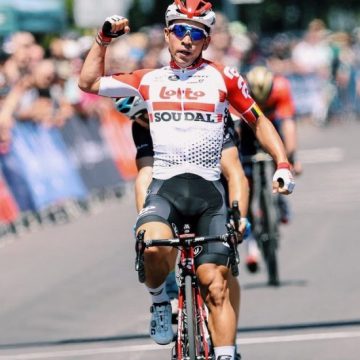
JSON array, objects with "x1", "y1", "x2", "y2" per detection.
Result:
[{"x1": 0, "y1": 119, "x2": 360, "y2": 360}]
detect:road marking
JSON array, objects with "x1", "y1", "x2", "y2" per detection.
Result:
[
  {"x1": 236, "y1": 331, "x2": 360, "y2": 344},
  {"x1": 298, "y1": 147, "x2": 345, "y2": 164},
  {"x1": 1, "y1": 331, "x2": 360, "y2": 359}
]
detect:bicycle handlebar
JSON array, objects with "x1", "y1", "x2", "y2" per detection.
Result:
[
  {"x1": 143, "y1": 233, "x2": 229, "y2": 248},
  {"x1": 135, "y1": 223, "x2": 240, "y2": 280}
]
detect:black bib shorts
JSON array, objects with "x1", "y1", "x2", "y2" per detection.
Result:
[{"x1": 135, "y1": 173, "x2": 231, "y2": 268}]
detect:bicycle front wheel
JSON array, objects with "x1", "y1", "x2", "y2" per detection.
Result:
[{"x1": 184, "y1": 274, "x2": 196, "y2": 360}]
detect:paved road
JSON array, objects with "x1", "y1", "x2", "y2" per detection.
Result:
[{"x1": 0, "y1": 120, "x2": 360, "y2": 360}]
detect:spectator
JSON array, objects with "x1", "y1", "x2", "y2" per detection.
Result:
[
  {"x1": 291, "y1": 19, "x2": 334, "y2": 124},
  {"x1": 15, "y1": 59, "x2": 72, "y2": 127},
  {"x1": 3, "y1": 32, "x2": 36, "y2": 85}
]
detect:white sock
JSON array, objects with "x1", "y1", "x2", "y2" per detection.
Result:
[
  {"x1": 214, "y1": 346, "x2": 235, "y2": 360},
  {"x1": 146, "y1": 282, "x2": 170, "y2": 304},
  {"x1": 247, "y1": 237, "x2": 260, "y2": 257}
]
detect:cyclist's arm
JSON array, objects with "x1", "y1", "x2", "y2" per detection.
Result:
[
  {"x1": 132, "y1": 118, "x2": 154, "y2": 212},
  {"x1": 247, "y1": 114, "x2": 289, "y2": 165},
  {"x1": 78, "y1": 16, "x2": 130, "y2": 94},
  {"x1": 135, "y1": 157, "x2": 153, "y2": 212},
  {"x1": 221, "y1": 146, "x2": 249, "y2": 219},
  {"x1": 219, "y1": 65, "x2": 289, "y2": 167},
  {"x1": 78, "y1": 41, "x2": 106, "y2": 94},
  {"x1": 274, "y1": 77, "x2": 298, "y2": 164}
]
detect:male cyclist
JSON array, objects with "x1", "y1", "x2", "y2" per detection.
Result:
[
  {"x1": 116, "y1": 95, "x2": 249, "y2": 359},
  {"x1": 235, "y1": 66, "x2": 301, "y2": 271},
  {"x1": 79, "y1": 1, "x2": 294, "y2": 359},
  {"x1": 244, "y1": 66, "x2": 301, "y2": 176}
]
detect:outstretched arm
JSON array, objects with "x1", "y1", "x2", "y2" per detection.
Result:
[
  {"x1": 221, "y1": 146, "x2": 249, "y2": 219},
  {"x1": 247, "y1": 115, "x2": 288, "y2": 165},
  {"x1": 247, "y1": 115, "x2": 295, "y2": 194}
]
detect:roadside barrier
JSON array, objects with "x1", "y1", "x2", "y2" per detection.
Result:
[
  {"x1": 0, "y1": 111, "x2": 136, "y2": 238},
  {"x1": 0, "y1": 170, "x2": 18, "y2": 224}
]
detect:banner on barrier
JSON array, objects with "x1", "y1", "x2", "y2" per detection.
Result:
[
  {"x1": 0, "y1": 170, "x2": 19, "y2": 223},
  {"x1": 0, "y1": 125, "x2": 37, "y2": 212},
  {"x1": 1, "y1": 121, "x2": 88, "y2": 212},
  {"x1": 100, "y1": 109, "x2": 138, "y2": 181},
  {"x1": 60, "y1": 115, "x2": 124, "y2": 191}
]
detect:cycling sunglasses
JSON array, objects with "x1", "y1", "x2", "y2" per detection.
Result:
[{"x1": 168, "y1": 23, "x2": 209, "y2": 41}]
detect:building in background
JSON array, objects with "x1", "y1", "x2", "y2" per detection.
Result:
[{"x1": 0, "y1": 0, "x2": 66, "y2": 35}]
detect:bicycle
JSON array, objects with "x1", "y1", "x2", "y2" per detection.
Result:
[
  {"x1": 135, "y1": 223, "x2": 239, "y2": 360},
  {"x1": 242, "y1": 151, "x2": 281, "y2": 286}
]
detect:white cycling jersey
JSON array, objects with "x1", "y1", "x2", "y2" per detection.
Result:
[{"x1": 99, "y1": 58, "x2": 262, "y2": 181}]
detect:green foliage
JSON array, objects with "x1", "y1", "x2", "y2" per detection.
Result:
[{"x1": 65, "y1": 0, "x2": 74, "y2": 25}]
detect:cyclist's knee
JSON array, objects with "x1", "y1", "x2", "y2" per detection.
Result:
[
  {"x1": 138, "y1": 221, "x2": 175, "y2": 261},
  {"x1": 137, "y1": 221, "x2": 173, "y2": 240}
]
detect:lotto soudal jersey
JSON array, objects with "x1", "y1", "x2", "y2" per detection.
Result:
[{"x1": 99, "y1": 58, "x2": 262, "y2": 181}]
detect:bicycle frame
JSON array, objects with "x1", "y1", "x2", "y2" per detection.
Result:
[
  {"x1": 176, "y1": 231, "x2": 212, "y2": 360},
  {"x1": 135, "y1": 225, "x2": 238, "y2": 360}
]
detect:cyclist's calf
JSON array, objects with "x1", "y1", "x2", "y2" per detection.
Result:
[{"x1": 197, "y1": 263, "x2": 236, "y2": 345}]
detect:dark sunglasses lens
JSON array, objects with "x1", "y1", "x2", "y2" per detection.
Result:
[
  {"x1": 172, "y1": 25, "x2": 205, "y2": 41},
  {"x1": 190, "y1": 28, "x2": 206, "y2": 40},
  {"x1": 172, "y1": 25, "x2": 187, "y2": 38}
]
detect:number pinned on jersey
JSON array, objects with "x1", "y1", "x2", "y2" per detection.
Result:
[
  {"x1": 224, "y1": 66, "x2": 240, "y2": 80},
  {"x1": 237, "y1": 77, "x2": 250, "y2": 99},
  {"x1": 224, "y1": 67, "x2": 250, "y2": 99}
]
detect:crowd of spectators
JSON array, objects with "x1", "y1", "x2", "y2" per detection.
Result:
[
  {"x1": 1, "y1": 15, "x2": 360, "y2": 147},
  {"x1": 0, "y1": 13, "x2": 359, "y2": 234}
]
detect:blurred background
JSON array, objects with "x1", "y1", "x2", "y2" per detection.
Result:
[
  {"x1": 0, "y1": 1, "x2": 359, "y2": 360},
  {"x1": 0, "y1": 0, "x2": 359, "y2": 229}
]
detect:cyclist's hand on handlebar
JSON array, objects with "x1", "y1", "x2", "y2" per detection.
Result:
[
  {"x1": 272, "y1": 163, "x2": 295, "y2": 195},
  {"x1": 96, "y1": 15, "x2": 130, "y2": 46},
  {"x1": 240, "y1": 218, "x2": 251, "y2": 238}
]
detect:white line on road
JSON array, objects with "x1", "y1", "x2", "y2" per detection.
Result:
[
  {"x1": 298, "y1": 147, "x2": 345, "y2": 164},
  {"x1": 1, "y1": 331, "x2": 360, "y2": 359}
]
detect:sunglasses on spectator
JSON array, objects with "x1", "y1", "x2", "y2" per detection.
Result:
[{"x1": 168, "y1": 23, "x2": 208, "y2": 41}]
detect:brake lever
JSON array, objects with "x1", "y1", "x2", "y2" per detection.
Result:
[
  {"x1": 135, "y1": 230, "x2": 146, "y2": 283},
  {"x1": 226, "y1": 223, "x2": 240, "y2": 277}
]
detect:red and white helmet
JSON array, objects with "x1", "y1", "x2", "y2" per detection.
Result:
[{"x1": 165, "y1": 0, "x2": 216, "y2": 33}]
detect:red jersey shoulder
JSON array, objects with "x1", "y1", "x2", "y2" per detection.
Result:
[
  {"x1": 207, "y1": 61, "x2": 251, "y2": 100},
  {"x1": 112, "y1": 69, "x2": 154, "y2": 89}
]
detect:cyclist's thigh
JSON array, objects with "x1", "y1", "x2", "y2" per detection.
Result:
[
  {"x1": 135, "y1": 178, "x2": 182, "y2": 235},
  {"x1": 195, "y1": 180, "x2": 231, "y2": 268}
]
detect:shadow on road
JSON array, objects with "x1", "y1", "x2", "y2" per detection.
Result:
[
  {"x1": 242, "y1": 279, "x2": 308, "y2": 289},
  {"x1": 1, "y1": 319, "x2": 360, "y2": 350}
]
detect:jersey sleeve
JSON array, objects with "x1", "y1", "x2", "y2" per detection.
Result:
[
  {"x1": 218, "y1": 64, "x2": 263, "y2": 124},
  {"x1": 132, "y1": 121, "x2": 154, "y2": 160},
  {"x1": 99, "y1": 69, "x2": 152, "y2": 98}
]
